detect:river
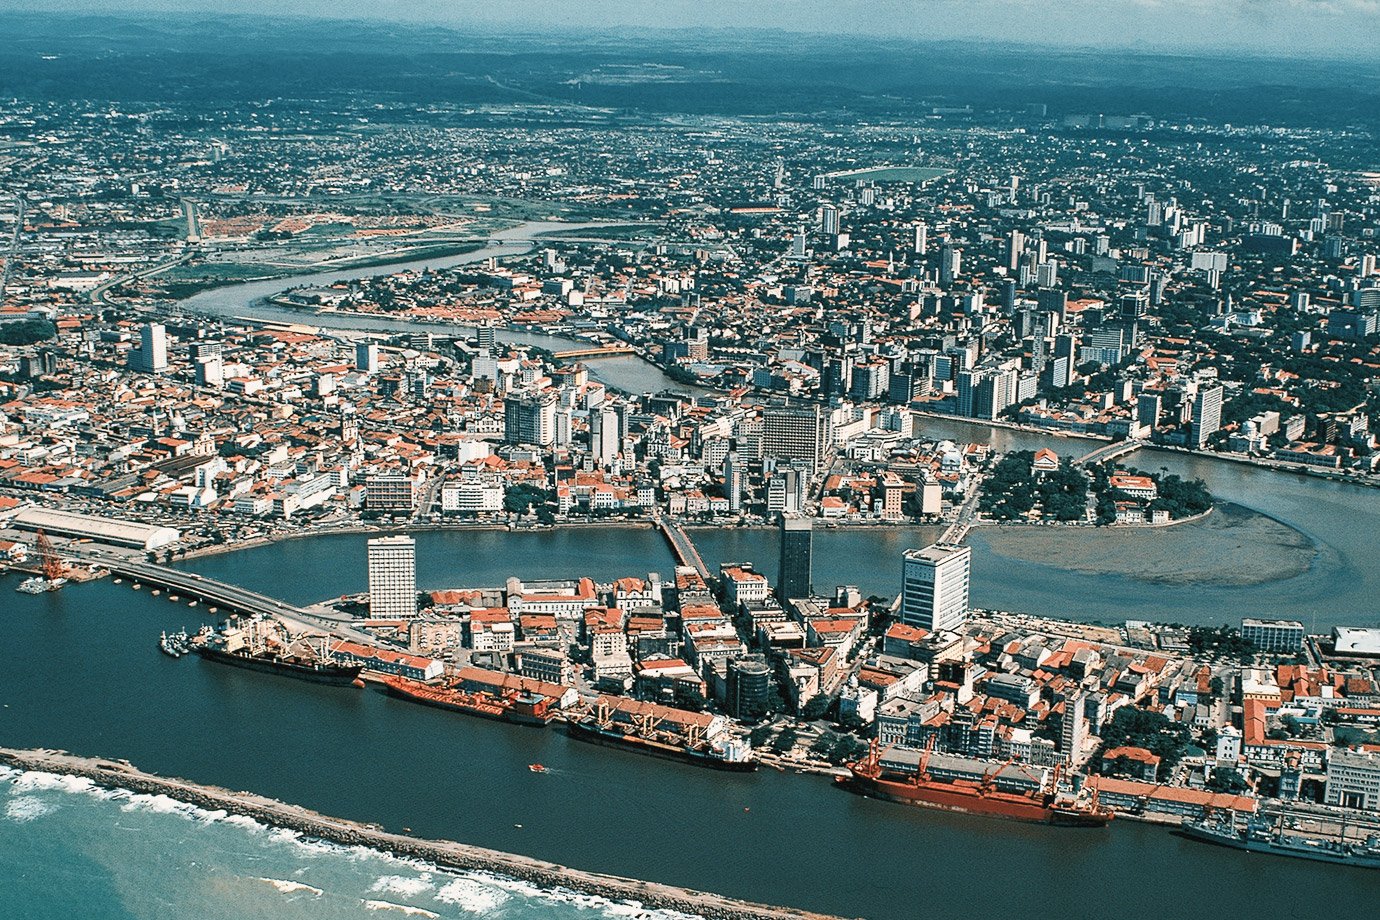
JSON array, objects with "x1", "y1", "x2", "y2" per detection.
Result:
[
  {"x1": 178, "y1": 236, "x2": 1380, "y2": 627},
  {"x1": 176, "y1": 221, "x2": 716, "y2": 398},
  {"x1": 5, "y1": 572, "x2": 1379, "y2": 920},
  {"x1": 912, "y1": 417, "x2": 1380, "y2": 630}
]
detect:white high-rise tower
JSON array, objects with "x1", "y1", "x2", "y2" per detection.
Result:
[{"x1": 368, "y1": 535, "x2": 417, "y2": 619}]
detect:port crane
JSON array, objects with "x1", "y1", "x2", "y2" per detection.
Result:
[{"x1": 35, "y1": 529, "x2": 67, "y2": 581}]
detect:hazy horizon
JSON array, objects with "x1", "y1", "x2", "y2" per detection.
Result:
[{"x1": 10, "y1": 0, "x2": 1380, "y2": 60}]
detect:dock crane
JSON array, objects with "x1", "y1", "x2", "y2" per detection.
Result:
[{"x1": 35, "y1": 529, "x2": 67, "y2": 581}]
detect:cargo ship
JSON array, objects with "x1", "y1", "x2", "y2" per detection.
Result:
[
  {"x1": 190, "y1": 617, "x2": 362, "y2": 687},
  {"x1": 380, "y1": 675, "x2": 556, "y2": 726},
  {"x1": 1178, "y1": 813, "x2": 1380, "y2": 869},
  {"x1": 842, "y1": 739, "x2": 1112, "y2": 827},
  {"x1": 565, "y1": 695, "x2": 757, "y2": 772}
]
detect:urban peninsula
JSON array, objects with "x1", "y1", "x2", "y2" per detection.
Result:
[{"x1": 3, "y1": 9, "x2": 1380, "y2": 920}]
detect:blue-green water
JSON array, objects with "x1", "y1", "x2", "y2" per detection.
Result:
[
  {"x1": 0, "y1": 765, "x2": 696, "y2": 920},
  {"x1": 5, "y1": 572, "x2": 1380, "y2": 919}
]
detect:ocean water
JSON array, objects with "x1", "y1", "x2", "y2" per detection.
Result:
[{"x1": 0, "y1": 766, "x2": 699, "y2": 920}]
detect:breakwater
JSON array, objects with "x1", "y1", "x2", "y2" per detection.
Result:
[{"x1": 0, "y1": 747, "x2": 844, "y2": 920}]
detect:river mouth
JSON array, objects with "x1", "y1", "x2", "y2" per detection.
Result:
[{"x1": 975, "y1": 502, "x2": 1318, "y2": 588}]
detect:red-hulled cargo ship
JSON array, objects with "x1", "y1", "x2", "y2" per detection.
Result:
[
  {"x1": 842, "y1": 739, "x2": 1113, "y2": 827},
  {"x1": 380, "y1": 675, "x2": 556, "y2": 726}
]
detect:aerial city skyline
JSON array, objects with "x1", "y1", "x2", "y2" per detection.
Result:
[{"x1": 2, "y1": 7, "x2": 1380, "y2": 920}]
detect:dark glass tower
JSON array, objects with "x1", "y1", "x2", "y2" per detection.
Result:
[{"x1": 777, "y1": 514, "x2": 813, "y2": 602}]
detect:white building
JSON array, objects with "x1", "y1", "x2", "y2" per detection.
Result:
[
  {"x1": 367, "y1": 535, "x2": 417, "y2": 619},
  {"x1": 720, "y1": 564, "x2": 769, "y2": 608},
  {"x1": 441, "y1": 478, "x2": 504, "y2": 514},
  {"x1": 129, "y1": 322, "x2": 168, "y2": 374},
  {"x1": 1241, "y1": 618, "x2": 1305, "y2": 653},
  {"x1": 1326, "y1": 748, "x2": 1380, "y2": 811},
  {"x1": 899, "y1": 543, "x2": 971, "y2": 633}
]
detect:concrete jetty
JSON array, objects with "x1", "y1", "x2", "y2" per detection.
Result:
[{"x1": 0, "y1": 746, "x2": 846, "y2": 920}]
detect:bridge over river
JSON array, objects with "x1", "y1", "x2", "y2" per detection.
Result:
[
  {"x1": 97, "y1": 557, "x2": 372, "y2": 642},
  {"x1": 1075, "y1": 438, "x2": 1146, "y2": 466}
]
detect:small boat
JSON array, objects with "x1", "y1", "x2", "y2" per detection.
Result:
[
  {"x1": 158, "y1": 630, "x2": 190, "y2": 658},
  {"x1": 16, "y1": 576, "x2": 66, "y2": 594},
  {"x1": 528, "y1": 763, "x2": 547, "y2": 774},
  {"x1": 16, "y1": 577, "x2": 48, "y2": 595}
]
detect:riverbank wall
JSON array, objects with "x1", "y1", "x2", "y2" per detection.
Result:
[{"x1": 0, "y1": 747, "x2": 845, "y2": 920}]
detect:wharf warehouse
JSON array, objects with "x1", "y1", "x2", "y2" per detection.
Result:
[{"x1": 2, "y1": 506, "x2": 181, "y2": 552}]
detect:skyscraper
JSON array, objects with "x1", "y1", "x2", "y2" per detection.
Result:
[
  {"x1": 1007, "y1": 229, "x2": 1025, "y2": 271},
  {"x1": 591, "y1": 406, "x2": 619, "y2": 466},
  {"x1": 367, "y1": 535, "x2": 417, "y2": 619},
  {"x1": 762, "y1": 404, "x2": 831, "y2": 471},
  {"x1": 1137, "y1": 392, "x2": 1162, "y2": 432},
  {"x1": 1037, "y1": 287, "x2": 1068, "y2": 322},
  {"x1": 1192, "y1": 384, "x2": 1224, "y2": 448},
  {"x1": 355, "y1": 342, "x2": 379, "y2": 374},
  {"x1": 129, "y1": 322, "x2": 168, "y2": 374},
  {"x1": 939, "y1": 244, "x2": 961, "y2": 287},
  {"x1": 778, "y1": 515, "x2": 813, "y2": 602},
  {"x1": 723, "y1": 450, "x2": 743, "y2": 512},
  {"x1": 900, "y1": 543, "x2": 971, "y2": 633},
  {"x1": 504, "y1": 391, "x2": 557, "y2": 446},
  {"x1": 1060, "y1": 691, "x2": 1088, "y2": 764},
  {"x1": 913, "y1": 221, "x2": 928, "y2": 256},
  {"x1": 726, "y1": 654, "x2": 772, "y2": 719},
  {"x1": 820, "y1": 204, "x2": 839, "y2": 236},
  {"x1": 957, "y1": 368, "x2": 1017, "y2": 420}
]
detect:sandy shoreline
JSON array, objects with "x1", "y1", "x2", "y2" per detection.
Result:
[
  {"x1": 976, "y1": 502, "x2": 1317, "y2": 587},
  {"x1": 0, "y1": 747, "x2": 845, "y2": 920}
]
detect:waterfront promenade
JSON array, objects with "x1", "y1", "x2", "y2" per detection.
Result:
[{"x1": 0, "y1": 747, "x2": 843, "y2": 920}]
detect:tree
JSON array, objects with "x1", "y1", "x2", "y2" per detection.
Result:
[
  {"x1": 771, "y1": 726, "x2": 799, "y2": 755},
  {"x1": 1206, "y1": 767, "x2": 1249, "y2": 793},
  {"x1": 0, "y1": 319, "x2": 56, "y2": 346},
  {"x1": 1093, "y1": 706, "x2": 1192, "y2": 775},
  {"x1": 800, "y1": 695, "x2": 833, "y2": 721}
]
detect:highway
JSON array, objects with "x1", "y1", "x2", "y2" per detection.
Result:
[{"x1": 0, "y1": 193, "x2": 22, "y2": 304}]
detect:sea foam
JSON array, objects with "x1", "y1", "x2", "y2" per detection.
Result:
[
  {"x1": 370, "y1": 873, "x2": 435, "y2": 898},
  {"x1": 361, "y1": 899, "x2": 440, "y2": 917},
  {"x1": 257, "y1": 877, "x2": 324, "y2": 897},
  {"x1": 4, "y1": 795, "x2": 56, "y2": 823},
  {"x1": 432, "y1": 876, "x2": 511, "y2": 914}
]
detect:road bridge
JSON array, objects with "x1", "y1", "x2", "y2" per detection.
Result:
[
  {"x1": 654, "y1": 517, "x2": 711, "y2": 582},
  {"x1": 99, "y1": 557, "x2": 371, "y2": 641},
  {"x1": 1075, "y1": 439, "x2": 1146, "y2": 467},
  {"x1": 552, "y1": 344, "x2": 636, "y2": 359}
]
